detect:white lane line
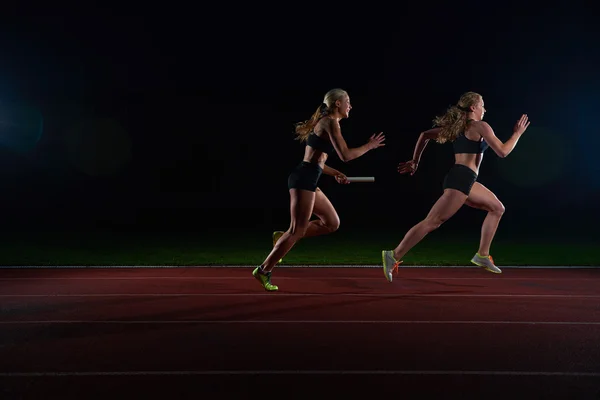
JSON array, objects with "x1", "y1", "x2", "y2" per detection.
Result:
[
  {"x1": 0, "y1": 277, "x2": 598, "y2": 281},
  {"x1": 0, "y1": 293, "x2": 598, "y2": 298},
  {"x1": 0, "y1": 265, "x2": 597, "y2": 269},
  {"x1": 0, "y1": 370, "x2": 598, "y2": 377},
  {"x1": 1, "y1": 320, "x2": 599, "y2": 325}
]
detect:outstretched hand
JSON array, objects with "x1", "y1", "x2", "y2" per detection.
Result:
[
  {"x1": 367, "y1": 132, "x2": 386, "y2": 150},
  {"x1": 398, "y1": 160, "x2": 418, "y2": 176},
  {"x1": 514, "y1": 114, "x2": 530, "y2": 136}
]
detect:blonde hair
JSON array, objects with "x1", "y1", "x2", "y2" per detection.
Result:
[
  {"x1": 432, "y1": 91, "x2": 482, "y2": 144},
  {"x1": 294, "y1": 88, "x2": 349, "y2": 142}
]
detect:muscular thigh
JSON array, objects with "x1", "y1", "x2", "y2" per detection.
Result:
[
  {"x1": 425, "y1": 188, "x2": 468, "y2": 222},
  {"x1": 289, "y1": 188, "x2": 316, "y2": 229},
  {"x1": 465, "y1": 182, "x2": 504, "y2": 212}
]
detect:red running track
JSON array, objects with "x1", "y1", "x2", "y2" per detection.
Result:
[{"x1": 0, "y1": 267, "x2": 599, "y2": 398}]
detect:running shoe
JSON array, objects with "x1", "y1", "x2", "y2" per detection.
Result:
[
  {"x1": 471, "y1": 253, "x2": 502, "y2": 274},
  {"x1": 252, "y1": 267, "x2": 279, "y2": 291},
  {"x1": 382, "y1": 250, "x2": 403, "y2": 282}
]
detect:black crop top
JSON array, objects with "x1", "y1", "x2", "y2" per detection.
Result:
[
  {"x1": 453, "y1": 121, "x2": 489, "y2": 154},
  {"x1": 307, "y1": 132, "x2": 335, "y2": 154},
  {"x1": 453, "y1": 133, "x2": 489, "y2": 154}
]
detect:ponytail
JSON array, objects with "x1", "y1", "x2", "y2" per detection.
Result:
[
  {"x1": 294, "y1": 103, "x2": 329, "y2": 142},
  {"x1": 433, "y1": 92, "x2": 481, "y2": 144}
]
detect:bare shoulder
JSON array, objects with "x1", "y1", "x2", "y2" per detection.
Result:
[
  {"x1": 470, "y1": 120, "x2": 492, "y2": 132},
  {"x1": 315, "y1": 117, "x2": 339, "y2": 135},
  {"x1": 466, "y1": 120, "x2": 491, "y2": 136}
]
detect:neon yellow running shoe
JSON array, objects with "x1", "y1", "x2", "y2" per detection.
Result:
[
  {"x1": 471, "y1": 253, "x2": 502, "y2": 274},
  {"x1": 252, "y1": 267, "x2": 279, "y2": 291},
  {"x1": 382, "y1": 250, "x2": 402, "y2": 282},
  {"x1": 273, "y1": 231, "x2": 284, "y2": 263}
]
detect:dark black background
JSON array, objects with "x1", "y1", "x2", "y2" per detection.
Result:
[{"x1": 0, "y1": 8, "x2": 597, "y2": 240}]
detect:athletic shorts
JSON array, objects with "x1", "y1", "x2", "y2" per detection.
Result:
[
  {"x1": 287, "y1": 161, "x2": 323, "y2": 192},
  {"x1": 442, "y1": 164, "x2": 477, "y2": 195}
]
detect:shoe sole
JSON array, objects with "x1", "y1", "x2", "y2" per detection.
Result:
[
  {"x1": 471, "y1": 260, "x2": 502, "y2": 274},
  {"x1": 382, "y1": 251, "x2": 392, "y2": 282},
  {"x1": 252, "y1": 269, "x2": 278, "y2": 291}
]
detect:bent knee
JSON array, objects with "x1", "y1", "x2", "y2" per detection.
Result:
[
  {"x1": 327, "y1": 218, "x2": 340, "y2": 233},
  {"x1": 492, "y1": 201, "x2": 505, "y2": 215}
]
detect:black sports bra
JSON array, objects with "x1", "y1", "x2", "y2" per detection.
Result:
[
  {"x1": 453, "y1": 133, "x2": 489, "y2": 154},
  {"x1": 307, "y1": 132, "x2": 335, "y2": 154},
  {"x1": 453, "y1": 120, "x2": 489, "y2": 154}
]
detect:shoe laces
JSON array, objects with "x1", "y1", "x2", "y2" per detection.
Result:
[{"x1": 391, "y1": 260, "x2": 403, "y2": 275}]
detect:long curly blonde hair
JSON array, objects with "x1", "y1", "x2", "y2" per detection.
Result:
[
  {"x1": 294, "y1": 88, "x2": 348, "y2": 142},
  {"x1": 432, "y1": 92, "x2": 482, "y2": 144}
]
